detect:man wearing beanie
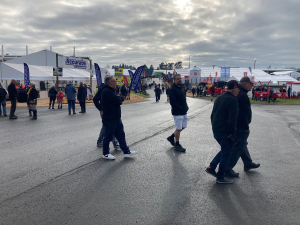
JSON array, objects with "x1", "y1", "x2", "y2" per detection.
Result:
[
  {"x1": 205, "y1": 80, "x2": 240, "y2": 184},
  {"x1": 225, "y1": 76, "x2": 260, "y2": 177}
]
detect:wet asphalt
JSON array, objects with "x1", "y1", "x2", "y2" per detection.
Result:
[{"x1": 0, "y1": 90, "x2": 300, "y2": 225}]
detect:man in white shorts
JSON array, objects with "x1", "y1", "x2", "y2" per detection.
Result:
[{"x1": 167, "y1": 74, "x2": 189, "y2": 152}]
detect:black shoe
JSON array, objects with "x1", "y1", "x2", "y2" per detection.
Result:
[
  {"x1": 79, "y1": 111, "x2": 83, "y2": 113},
  {"x1": 216, "y1": 178, "x2": 233, "y2": 184},
  {"x1": 174, "y1": 144, "x2": 186, "y2": 152},
  {"x1": 31, "y1": 116, "x2": 37, "y2": 120},
  {"x1": 205, "y1": 167, "x2": 217, "y2": 177},
  {"x1": 9, "y1": 116, "x2": 18, "y2": 119},
  {"x1": 4, "y1": 114, "x2": 7, "y2": 117},
  {"x1": 244, "y1": 163, "x2": 260, "y2": 171},
  {"x1": 225, "y1": 170, "x2": 239, "y2": 177},
  {"x1": 68, "y1": 109, "x2": 71, "y2": 115},
  {"x1": 167, "y1": 136, "x2": 175, "y2": 146}
]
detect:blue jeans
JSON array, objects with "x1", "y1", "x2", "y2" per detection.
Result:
[
  {"x1": 58, "y1": 101, "x2": 62, "y2": 107},
  {"x1": 67, "y1": 100, "x2": 75, "y2": 109},
  {"x1": 0, "y1": 100, "x2": 6, "y2": 115},
  {"x1": 226, "y1": 130, "x2": 252, "y2": 171},
  {"x1": 102, "y1": 120, "x2": 130, "y2": 155},
  {"x1": 210, "y1": 133, "x2": 234, "y2": 179},
  {"x1": 98, "y1": 116, "x2": 119, "y2": 146}
]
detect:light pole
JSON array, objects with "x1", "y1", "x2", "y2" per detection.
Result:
[
  {"x1": 189, "y1": 55, "x2": 191, "y2": 69},
  {"x1": 254, "y1": 58, "x2": 256, "y2": 69}
]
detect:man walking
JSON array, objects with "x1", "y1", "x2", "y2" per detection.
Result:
[
  {"x1": 77, "y1": 82, "x2": 87, "y2": 113},
  {"x1": 0, "y1": 84, "x2": 7, "y2": 117},
  {"x1": 101, "y1": 76, "x2": 135, "y2": 159},
  {"x1": 93, "y1": 82, "x2": 120, "y2": 149},
  {"x1": 65, "y1": 81, "x2": 77, "y2": 115},
  {"x1": 225, "y1": 77, "x2": 260, "y2": 177},
  {"x1": 8, "y1": 79, "x2": 18, "y2": 119},
  {"x1": 48, "y1": 85, "x2": 57, "y2": 109},
  {"x1": 154, "y1": 84, "x2": 162, "y2": 102},
  {"x1": 205, "y1": 80, "x2": 240, "y2": 184},
  {"x1": 167, "y1": 74, "x2": 189, "y2": 152}
]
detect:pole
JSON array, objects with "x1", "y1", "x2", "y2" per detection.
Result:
[
  {"x1": 56, "y1": 76, "x2": 59, "y2": 91},
  {"x1": 189, "y1": 55, "x2": 191, "y2": 69}
]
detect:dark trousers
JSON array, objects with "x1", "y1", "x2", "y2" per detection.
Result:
[
  {"x1": 102, "y1": 120, "x2": 130, "y2": 155},
  {"x1": 49, "y1": 96, "x2": 56, "y2": 107},
  {"x1": 79, "y1": 101, "x2": 86, "y2": 112},
  {"x1": 67, "y1": 100, "x2": 75, "y2": 109},
  {"x1": 210, "y1": 133, "x2": 234, "y2": 179},
  {"x1": 155, "y1": 94, "x2": 160, "y2": 102},
  {"x1": 226, "y1": 130, "x2": 252, "y2": 172},
  {"x1": 9, "y1": 98, "x2": 17, "y2": 117}
]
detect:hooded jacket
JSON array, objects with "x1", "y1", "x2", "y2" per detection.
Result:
[
  {"x1": 169, "y1": 83, "x2": 189, "y2": 115},
  {"x1": 65, "y1": 83, "x2": 77, "y2": 101}
]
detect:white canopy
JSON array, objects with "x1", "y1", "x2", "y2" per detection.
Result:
[{"x1": 0, "y1": 62, "x2": 110, "y2": 82}]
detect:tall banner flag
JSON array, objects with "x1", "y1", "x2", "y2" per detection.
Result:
[
  {"x1": 123, "y1": 75, "x2": 128, "y2": 86},
  {"x1": 249, "y1": 67, "x2": 252, "y2": 74},
  {"x1": 94, "y1": 63, "x2": 102, "y2": 88},
  {"x1": 215, "y1": 72, "x2": 218, "y2": 82},
  {"x1": 128, "y1": 70, "x2": 134, "y2": 90},
  {"x1": 130, "y1": 65, "x2": 144, "y2": 91},
  {"x1": 24, "y1": 63, "x2": 30, "y2": 88}
]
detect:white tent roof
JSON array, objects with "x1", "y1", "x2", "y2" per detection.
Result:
[{"x1": 0, "y1": 62, "x2": 110, "y2": 82}]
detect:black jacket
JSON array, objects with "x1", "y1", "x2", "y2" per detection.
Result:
[
  {"x1": 77, "y1": 86, "x2": 87, "y2": 102},
  {"x1": 169, "y1": 84, "x2": 189, "y2": 115},
  {"x1": 0, "y1": 87, "x2": 7, "y2": 101},
  {"x1": 28, "y1": 88, "x2": 38, "y2": 101},
  {"x1": 211, "y1": 91, "x2": 238, "y2": 135},
  {"x1": 8, "y1": 83, "x2": 17, "y2": 99},
  {"x1": 101, "y1": 86, "x2": 123, "y2": 122},
  {"x1": 48, "y1": 87, "x2": 58, "y2": 98},
  {"x1": 154, "y1": 87, "x2": 161, "y2": 95},
  {"x1": 93, "y1": 85, "x2": 105, "y2": 111},
  {"x1": 236, "y1": 88, "x2": 252, "y2": 130}
]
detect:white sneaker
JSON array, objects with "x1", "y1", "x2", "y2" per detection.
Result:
[
  {"x1": 102, "y1": 154, "x2": 116, "y2": 160},
  {"x1": 124, "y1": 151, "x2": 136, "y2": 157},
  {"x1": 114, "y1": 145, "x2": 121, "y2": 151}
]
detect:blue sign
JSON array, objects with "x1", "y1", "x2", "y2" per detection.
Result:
[
  {"x1": 130, "y1": 66, "x2": 144, "y2": 91},
  {"x1": 94, "y1": 63, "x2": 102, "y2": 88},
  {"x1": 24, "y1": 63, "x2": 30, "y2": 88},
  {"x1": 221, "y1": 67, "x2": 230, "y2": 78},
  {"x1": 66, "y1": 57, "x2": 87, "y2": 69}
]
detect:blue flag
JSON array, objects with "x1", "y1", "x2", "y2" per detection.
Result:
[
  {"x1": 128, "y1": 70, "x2": 134, "y2": 90},
  {"x1": 94, "y1": 63, "x2": 102, "y2": 88},
  {"x1": 24, "y1": 63, "x2": 30, "y2": 88},
  {"x1": 249, "y1": 67, "x2": 252, "y2": 74},
  {"x1": 130, "y1": 66, "x2": 144, "y2": 91}
]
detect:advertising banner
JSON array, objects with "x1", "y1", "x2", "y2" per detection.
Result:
[
  {"x1": 215, "y1": 72, "x2": 218, "y2": 82},
  {"x1": 94, "y1": 63, "x2": 102, "y2": 88},
  {"x1": 207, "y1": 77, "x2": 213, "y2": 87},
  {"x1": 130, "y1": 66, "x2": 144, "y2": 91},
  {"x1": 244, "y1": 72, "x2": 247, "y2": 77},
  {"x1": 65, "y1": 57, "x2": 87, "y2": 69},
  {"x1": 53, "y1": 67, "x2": 63, "y2": 76},
  {"x1": 221, "y1": 67, "x2": 226, "y2": 77},
  {"x1": 115, "y1": 68, "x2": 123, "y2": 76},
  {"x1": 123, "y1": 75, "x2": 128, "y2": 86},
  {"x1": 24, "y1": 63, "x2": 30, "y2": 88},
  {"x1": 225, "y1": 67, "x2": 230, "y2": 77}
]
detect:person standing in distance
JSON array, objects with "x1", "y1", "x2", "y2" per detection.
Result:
[
  {"x1": 101, "y1": 76, "x2": 135, "y2": 159},
  {"x1": 8, "y1": 79, "x2": 18, "y2": 119},
  {"x1": 65, "y1": 81, "x2": 77, "y2": 115},
  {"x1": 77, "y1": 82, "x2": 87, "y2": 113},
  {"x1": 225, "y1": 76, "x2": 260, "y2": 177},
  {"x1": 0, "y1": 84, "x2": 8, "y2": 117},
  {"x1": 154, "y1": 84, "x2": 162, "y2": 102},
  {"x1": 167, "y1": 74, "x2": 189, "y2": 152},
  {"x1": 205, "y1": 80, "x2": 240, "y2": 184}
]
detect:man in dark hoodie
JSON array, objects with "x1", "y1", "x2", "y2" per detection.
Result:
[
  {"x1": 48, "y1": 85, "x2": 58, "y2": 109},
  {"x1": 100, "y1": 76, "x2": 135, "y2": 160},
  {"x1": 93, "y1": 82, "x2": 119, "y2": 149},
  {"x1": 166, "y1": 74, "x2": 189, "y2": 152},
  {"x1": 65, "y1": 81, "x2": 77, "y2": 115},
  {"x1": 77, "y1": 82, "x2": 87, "y2": 113},
  {"x1": 154, "y1": 84, "x2": 162, "y2": 102},
  {"x1": 225, "y1": 76, "x2": 260, "y2": 177},
  {"x1": 205, "y1": 80, "x2": 240, "y2": 184},
  {"x1": 8, "y1": 79, "x2": 18, "y2": 119}
]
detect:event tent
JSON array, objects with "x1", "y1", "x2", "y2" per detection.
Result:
[{"x1": 0, "y1": 62, "x2": 110, "y2": 82}]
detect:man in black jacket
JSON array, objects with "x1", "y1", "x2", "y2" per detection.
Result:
[
  {"x1": 205, "y1": 80, "x2": 240, "y2": 184},
  {"x1": 77, "y1": 82, "x2": 87, "y2": 113},
  {"x1": 8, "y1": 79, "x2": 18, "y2": 119},
  {"x1": 225, "y1": 77, "x2": 260, "y2": 177},
  {"x1": 154, "y1": 84, "x2": 162, "y2": 102},
  {"x1": 167, "y1": 74, "x2": 189, "y2": 152},
  {"x1": 48, "y1": 86, "x2": 58, "y2": 109},
  {"x1": 0, "y1": 84, "x2": 7, "y2": 116},
  {"x1": 93, "y1": 83, "x2": 119, "y2": 149},
  {"x1": 100, "y1": 76, "x2": 135, "y2": 160}
]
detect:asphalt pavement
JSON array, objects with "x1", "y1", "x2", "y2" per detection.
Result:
[{"x1": 0, "y1": 91, "x2": 299, "y2": 225}]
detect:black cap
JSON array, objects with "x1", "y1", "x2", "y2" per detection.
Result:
[{"x1": 227, "y1": 80, "x2": 240, "y2": 90}]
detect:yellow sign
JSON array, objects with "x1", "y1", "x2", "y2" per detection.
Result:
[
  {"x1": 115, "y1": 75, "x2": 131, "y2": 86},
  {"x1": 115, "y1": 68, "x2": 123, "y2": 76}
]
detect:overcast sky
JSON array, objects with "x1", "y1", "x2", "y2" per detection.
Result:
[{"x1": 1, "y1": 0, "x2": 299, "y2": 69}]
